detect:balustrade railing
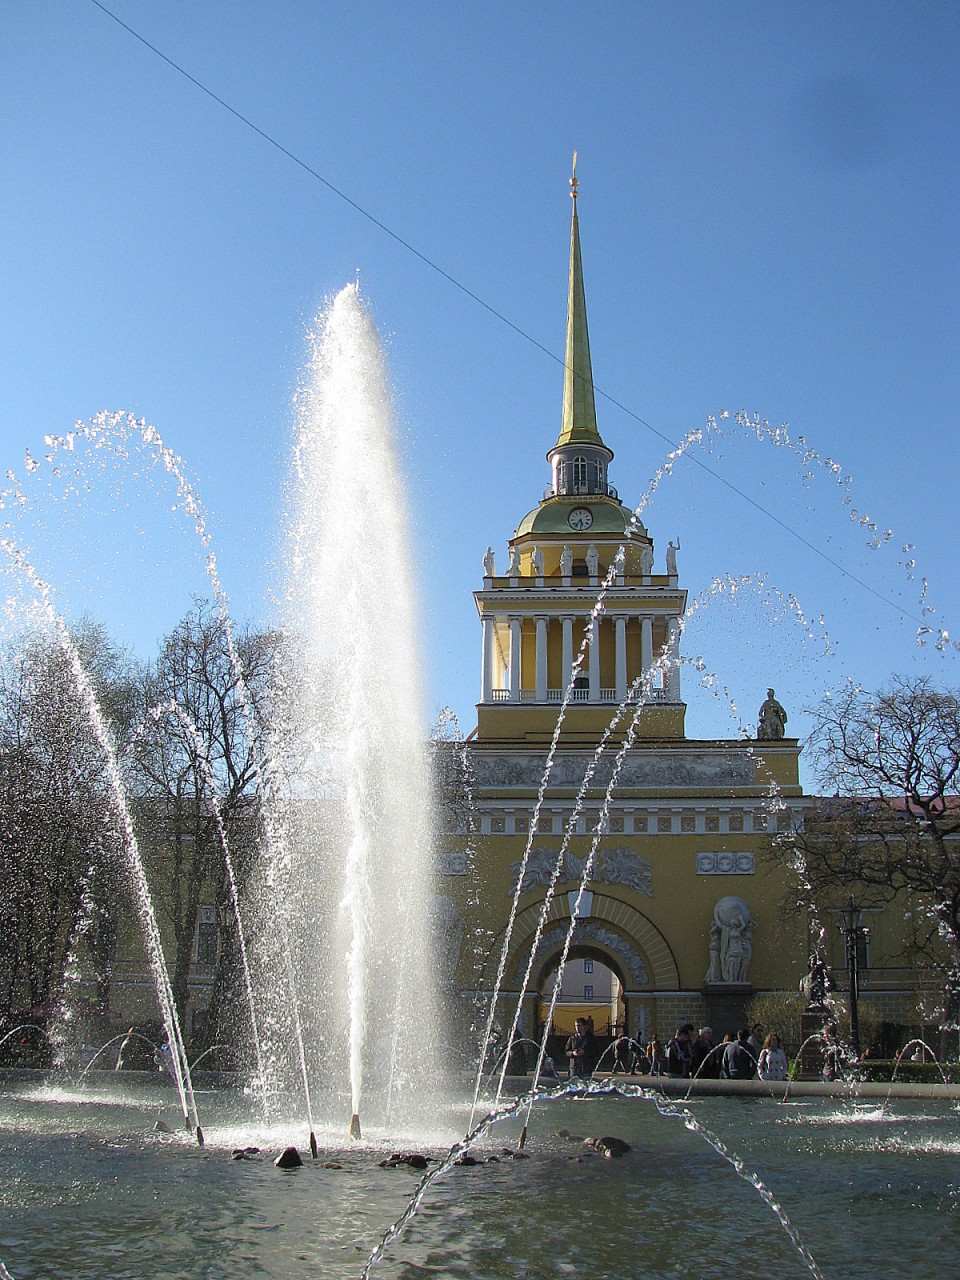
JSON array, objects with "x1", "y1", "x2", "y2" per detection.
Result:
[{"x1": 490, "y1": 687, "x2": 669, "y2": 705}]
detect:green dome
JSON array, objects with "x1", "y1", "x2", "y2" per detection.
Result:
[{"x1": 516, "y1": 499, "x2": 635, "y2": 537}]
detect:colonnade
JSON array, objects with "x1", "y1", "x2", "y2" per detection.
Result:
[{"x1": 480, "y1": 611, "x2": 681, "y2": 704}]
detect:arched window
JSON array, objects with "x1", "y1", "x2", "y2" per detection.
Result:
[{"x1": 572, "y1": 455, "x2": 588, "y2": 493}]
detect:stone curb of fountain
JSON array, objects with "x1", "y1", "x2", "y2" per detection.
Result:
[
  {"x1": 586, "y1": 1071, "x2": 960, "y2": 1101},
  {"x1": 8, "y1": 1067, "x2": 958, "y2": 1101},
  {"x1": 490, "y1": 1071, "x2": 960, "y2": 1101},
  {"x1": 0, "y1": 1067, "x2": 243, "y2": 1088}
]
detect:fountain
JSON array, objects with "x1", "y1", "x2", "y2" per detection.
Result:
[
  {"x1": 0, "y1": 281, "x2": 958, "y2": 1279},
  {"x1": 235, "y1": 283, "x2": 446, "y2": 1142}
]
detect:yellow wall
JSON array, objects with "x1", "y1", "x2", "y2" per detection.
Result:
[{"x1": 439, "y1": 735, "x2": 812, "y2": 1046}]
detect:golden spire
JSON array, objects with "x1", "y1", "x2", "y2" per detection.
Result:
[{"x1": 555, "y1": 154, "x2": 606, "y2": 452}]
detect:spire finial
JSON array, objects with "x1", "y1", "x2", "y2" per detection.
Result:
[{"x1": 553, "y1": 152, "x2": 609, "y2": 458}]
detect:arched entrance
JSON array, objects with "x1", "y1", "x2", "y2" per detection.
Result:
[
  {"x1": 481, "y1": 892, "x2": 681, "y2": 1055},
  {"x1": 537, "y1": 948, "x2": 626, "y2": 1038}
]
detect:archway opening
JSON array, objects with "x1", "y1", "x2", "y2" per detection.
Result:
[{"x1": 537, "y1": 948, "x2": 625, "y2": 1038}]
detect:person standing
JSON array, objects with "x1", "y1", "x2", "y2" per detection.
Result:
[
  {"x1": 757, "y1": 1033, "x2": 789, "y2": 1081},
  {"x1": 565, "y1": 1017, "x2": 595, "y2": 1079},
  {"x1": 612, "y1": 1034, "x2": 635, "y2": 1074},
  {"x1": 721, "y1": 1028, "x2": 757, "y2": 1080},
  {"x1": 691, "y1": 1026, "x2": 720, "y2": 1079},
  {"x1": 747, "y1": 1023, "x2": 765, "y2": 1063},
  {"x1": 645, "y1": 1035, "x2": 665, "y2": 1076},
  {"x1": 821, "y1": 1023, "x2": 845, "y2": 1082},
  {"x1": 666, "y1": 1025, "x2": 693, "y2": 1078}
]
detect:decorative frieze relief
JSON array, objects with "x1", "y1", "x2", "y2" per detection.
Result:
[
  {"x1": 696, "y1": 851, "x2": 755, "y2": 876},
  {"x1": 516, "y1": 921, "x2": 650, "y2": 987},
  {"x1": 472, "y1": 750, "x2": 754, "y2": 790},
  {"x1": 438, "y1": 852, "x2": 469, "y2": 876},
  {"x1": 510, "y1": 846, "x2": 653, "y2": 897}
]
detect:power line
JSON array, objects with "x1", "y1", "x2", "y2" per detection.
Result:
[{"x1": 86, "y1": 0, "x2": 923, "y2": 628}]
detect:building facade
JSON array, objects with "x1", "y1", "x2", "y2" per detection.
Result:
[{"x1": 438, "y1": 173, "x2": 812, "y2": 1048}]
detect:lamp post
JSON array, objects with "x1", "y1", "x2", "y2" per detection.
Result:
[{"x1": 838, "y1": 897, "x2": 870, "y2": 1057}]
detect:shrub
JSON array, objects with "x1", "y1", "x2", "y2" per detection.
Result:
[
  {"x1": 744, "y1": 993, "x2": 807, "y2": 1057},
  {"x1": 745, "y1": 993, "x2": 892, "y2": 1060}
]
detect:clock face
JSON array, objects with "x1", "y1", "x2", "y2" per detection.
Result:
[{"x1": 568, "y1": 507, "x2": 593, "y2": 530}]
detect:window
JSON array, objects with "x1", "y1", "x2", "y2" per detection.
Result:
[
  {"x1": 573, "y1": 456, "x2": 587, "y2": 492},
  {"x1": 583, "y1": 959, "x2": 594, "y2": 973},
  {"x1": 196, "y1": 907, "x2": 218, "y2": 966},
  {"x1": 583, "y1": 985, "x2": 594, "y2": 1000}
]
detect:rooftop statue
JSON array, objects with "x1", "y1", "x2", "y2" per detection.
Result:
[
  {"x1": 640, "y1": 543, "x2": 654, "y2": 576},
  {"x1": 757, "y1": 687, "x2": 788, "y2": 739}
]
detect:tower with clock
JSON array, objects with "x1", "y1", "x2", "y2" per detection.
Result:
[
  {"x1": 473, "y1": 162, "x2": 685, "y2": 746},
  {"x1": 440, "y1": 167, "x2": 806, "y2": 1054}
]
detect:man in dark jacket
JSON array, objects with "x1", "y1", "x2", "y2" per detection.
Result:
[
  {"x1": 721, "y1": 1028, "x2": 757, "y2": 1080},
  {"x1": 691, "y1": 1026, "x2": 720, "y2": 1079},
  {"x1": 666, "y1": 1025, "x2": 693, "y2": 1078},
  {"x1": 565, "y1": 1018, "x2": 595, "y2": 1079}
]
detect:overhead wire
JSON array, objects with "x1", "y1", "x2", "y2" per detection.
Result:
[{"x1": 87, "y1": 0, "x2": 924, "y2": 628}]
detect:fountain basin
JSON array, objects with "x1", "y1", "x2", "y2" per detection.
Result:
[{"x1": 1, "y1": 1075, "x2": 956, "y2": 1278}]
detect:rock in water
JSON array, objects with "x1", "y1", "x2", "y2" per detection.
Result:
[
  {"x1": 585, "y1": 1135, "x2": 631, "y2": 1158},
  {"x1": 274, "y1": 1146, "x2": 304, "y2": 1169},
  {"x1": 379, "y1": 1152, "x2": 430, "y2": 1170}
]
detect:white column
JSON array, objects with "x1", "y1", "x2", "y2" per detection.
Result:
[
  {"x1": 509, "y1": 615, "x2": 522, "y2": 701},
  {"x1": 588, "y1": 613, "x2": 600, "y2": 700},
  {"x1": 535, "y1": 616, "x2": 548, "y2": 702},
  {"x1": 562, "y1": 615, "x2": 574, "y2": 691},
  {"x1": 615, "y1": 615, "x2": 627, "y2": 701},
  {"x1": 481, "y1": 613, "x2": 496, "y2": 702},
  {"x1": 641, "y1": 616, "x2": 653, "y2": 681},
  {"x1": 667, "y1": 617, "x2": 681, "y2": 701}
]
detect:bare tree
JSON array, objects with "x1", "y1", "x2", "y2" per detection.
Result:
[
  {"x1": 0, "y1": 621, "x2": 137, "y2": 1023},
  {"x1": 774, "y1": 676, "x2": 960, "y2": 1039},
  {"x1": 128, "y1": 601, "x2": 283, "y2": 1047}
]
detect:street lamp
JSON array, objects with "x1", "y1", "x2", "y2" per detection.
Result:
[{"x1": 838, "y1": 897, "x2": 871, "y2": 1056}]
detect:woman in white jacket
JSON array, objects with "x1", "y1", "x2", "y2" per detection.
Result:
[{"x1": 757, "y1": 1032, "x2": 789, "y2": 1081}]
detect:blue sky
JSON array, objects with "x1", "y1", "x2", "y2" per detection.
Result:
[{"x1": 1, "y1": 1, "x2": 957, "y2": 782}]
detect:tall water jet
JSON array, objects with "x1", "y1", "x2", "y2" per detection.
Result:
[{"x1": 258, "y1": 283, "x2": 443, "y2": 1133}]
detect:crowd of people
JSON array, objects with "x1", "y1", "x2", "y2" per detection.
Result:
[
  {"x1": 558, "y1": 1018, "x2": 845, "y2": 1083},
  {"x1": 610, "y1": 1022, "x2": 793, "y2": 1082}
]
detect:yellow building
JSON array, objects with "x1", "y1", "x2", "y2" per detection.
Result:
[{"x1": 439, "y1": 174, "x2": 810, "y2": 1048}]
